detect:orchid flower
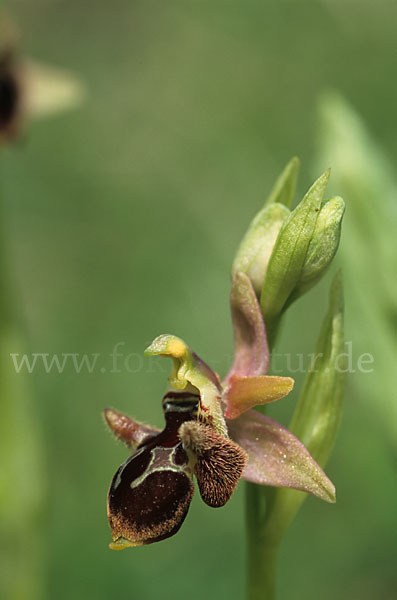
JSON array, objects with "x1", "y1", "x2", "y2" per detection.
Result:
[
  {"x1": 104, "y1": 162, "x2": 344, "y2": 551},
  {"x1": 104, "y1": 272, "x2": 335, "y2": 549}
]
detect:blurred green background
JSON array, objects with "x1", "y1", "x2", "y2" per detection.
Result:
[{"x1": 1, "y1": 1, "x2": 396, "y2": 599}]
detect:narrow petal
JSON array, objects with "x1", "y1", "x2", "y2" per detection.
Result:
[
  {"x1": 224, "y1": 375, "x2": 294, "y2": 420},
  {"x1": 25, "y1": 59, "x2": 86, "y2": 119},
  {"x1": 104, "y1": 408, "x2": 159, "y2": 449},
  {"x1": 226, "y1": 272, "x2": 269, "y2": 380},
  {"x1": 227, "y1": 410, "x2": 335, "y2": 502}
]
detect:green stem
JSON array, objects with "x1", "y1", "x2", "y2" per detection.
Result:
[
  {"x1": 263, "y1": 317, "x2": 280, "y2": 352},
  {"x1": 246, "y1": 484, "x2": 280, "y2": 600},
  {"x1": 245, "y1": 315, "x2": 283, "y2": 600}
]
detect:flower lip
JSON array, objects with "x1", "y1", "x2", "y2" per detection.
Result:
[
  {"x1": 108, "y1": 459, "x2": 194, "y2": 548},
  {"x1": 107, "y1": 399, "x2": 197, "y2": 548}
]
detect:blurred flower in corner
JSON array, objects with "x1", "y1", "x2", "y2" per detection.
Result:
[
  {"x1": 0, "y1": 12, "x2": 86, "y2": 146},
  {"x1": 0, "y1": 12, "x2": 86, "y2": 600}
]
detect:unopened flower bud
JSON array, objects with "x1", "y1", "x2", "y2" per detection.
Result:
[
  {"x1": 232, "y1": 158, "x2": 299, "y2": 297},
  {"x1": 232, "y1": 203, "x2": 290, "y2": 297},
  {"x1": 260, "y1": 169, "x2": 333, "y2": 329},
  {"x1": 290, "y1": 196, "x2": 345, "y2": 303}
]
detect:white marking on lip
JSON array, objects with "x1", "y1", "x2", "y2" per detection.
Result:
[
  {"x1": 113, "y1": 447, "x2": 146, "y2": 490},
  {"x1": 129, "y1": 446, "x2": 189, "y2": 489}
]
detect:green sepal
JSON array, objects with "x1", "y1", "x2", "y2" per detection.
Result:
[
  {"x1": 287, "y1": 195, "x2": 345, "y2": 305},
  {"x1": 259, "y1": 169, "x2": 330, "y2": 329},
  {"x1": 265, "y1": 156, "x2": 300, "y2": 208},
  {"x1": 232, "y1": 203, "x2": 290, "y2": 297},
  {"x1": 231, "y1": 157, "x2": 299, "y2": 297}
]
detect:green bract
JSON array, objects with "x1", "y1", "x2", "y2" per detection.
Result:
[
  {"x1": 257, "y1": 271, "x2": 344, "y2": 546},
  {"x1": 290, "y1": 270, "x2": 345, "y2": 468}
]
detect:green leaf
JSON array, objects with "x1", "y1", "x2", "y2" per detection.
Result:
[
  {"x1": 316, "y1": 92, "x2": 397, "y2": 443},
  {"x1": 0, "y1": 331, "x2": 45, "y2": 600}
]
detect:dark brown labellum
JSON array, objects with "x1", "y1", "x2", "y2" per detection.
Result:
[
  {"x1": 107, "y1": 395, "x2": 199, "y2": 548},
  {"x1": 108, "y1": 449, "x2": 194, "y2": 547}
]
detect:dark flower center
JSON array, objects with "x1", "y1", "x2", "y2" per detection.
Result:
[{"x1": 0, "y1": 65, "x2": 19, "y2": 131}]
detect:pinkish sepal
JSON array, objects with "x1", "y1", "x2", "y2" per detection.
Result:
[
  {"x1": 226, "y1": 272, "x2": 269, "y2": 381},
  {"x1": 227, "y1": 409, "x2": 335, "y2": 502},
  {"x1": 104, "y1": 408, "x2": 160, "y2": 449}
]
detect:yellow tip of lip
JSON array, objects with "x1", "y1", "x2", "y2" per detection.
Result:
[{"x1": 109, "y1": 537, "x2": 141, "y2": 551}]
